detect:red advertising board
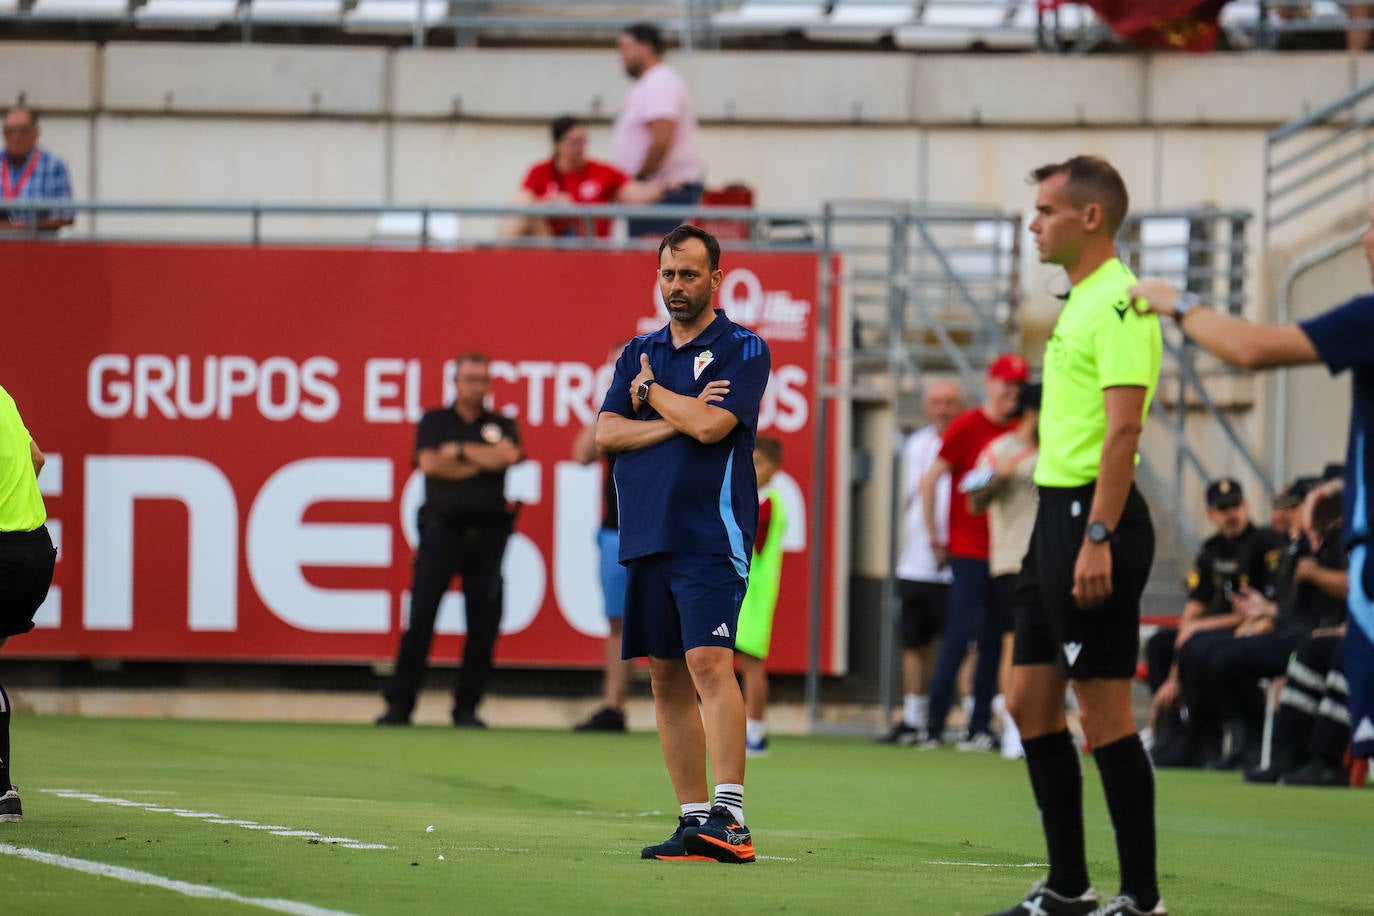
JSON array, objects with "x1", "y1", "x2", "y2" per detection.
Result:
[{"x1": 2, "y1": 243, "x2": 838, "y2": 673}]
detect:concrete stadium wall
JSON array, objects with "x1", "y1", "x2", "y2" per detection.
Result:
[{"x1": 5, "y1": 41, "x2": 1368, "y2": 579}]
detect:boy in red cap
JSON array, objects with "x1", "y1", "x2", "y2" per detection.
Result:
[{"x1": 918, "y1": 352, "x2": 1027, "y2": 749}]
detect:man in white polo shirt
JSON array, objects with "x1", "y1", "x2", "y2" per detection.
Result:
[{"x1": 611, "y1": 23, "x2": 705, "y2": 238}]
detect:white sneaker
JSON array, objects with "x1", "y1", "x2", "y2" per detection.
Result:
[{"x1": 956, "y1": 731, "x2": 999, "y2": 753}]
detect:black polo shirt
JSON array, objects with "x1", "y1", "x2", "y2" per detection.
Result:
[
  {"x1": 415, "y1": 406, "x2": 520, "y2": 523},
  {"x1": 1186, "y1": 523, "x2": 1286, "y2": 616}
]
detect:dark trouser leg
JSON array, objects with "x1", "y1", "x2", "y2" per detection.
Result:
[
  {"x1": 385, "y1": 525, "x2": 460, "y2": 716},
  {"x1": 1272, "y1": 635, "x2": 1336, "y2": 767},
  {"x1": 925, "y1": 560, "x2": 981, "y2": 737},
  {"x1": 1311, "y1": 638, "x2": 1351, "y2": 765},
  {"x1": 453, "y1": 528, "x2": 509, "y2": 716},
  {"x1": 1212, "y1": 631, "x2": 1303, "y2": 723},
  {"x1": 967, "y1": 561, "x2": 1001, "y2": 735},
  {"x1": 1145, "y1": 628, "x2": 1177, "y2": 694},
  {"x1": 1177, "y1": 630, "x2": 1234, "y2": 733}
]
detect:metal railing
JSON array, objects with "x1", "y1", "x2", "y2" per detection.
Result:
[
  {"x1": 1265, "y1": 78, "x2": 1374, "y2": 242},
  {"x1": 2, "y1": 195, "x2": 1267, "y2": 723}
]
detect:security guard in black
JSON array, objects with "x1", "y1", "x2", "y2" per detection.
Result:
[{"x1": 379, "y1": 355, "x2": 523, "y2": 727}]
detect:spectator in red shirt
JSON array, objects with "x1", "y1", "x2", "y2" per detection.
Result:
[
  {"x1": 502, "y1": 115, "x2": 663, "y2": 239},
  {"x1": 917, "y1": 353, "x2": 1028, "y2": 749}
]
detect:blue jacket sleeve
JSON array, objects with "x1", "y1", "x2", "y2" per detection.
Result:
[{"x1": 1300, "y1": 293, "x2": 1374, "y2": 375}]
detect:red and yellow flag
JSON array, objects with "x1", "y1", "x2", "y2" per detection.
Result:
[{"x1": 1044, "y1": 0, "x2": 1228, "y2": 51}]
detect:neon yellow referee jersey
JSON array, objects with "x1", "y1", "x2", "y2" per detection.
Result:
[
  {"x1": 0, "y1": 384, "x2": 46, "y2": 532},
  {"x1": 1035, "y1": 258, "x2": 1161, "y2": 489}
]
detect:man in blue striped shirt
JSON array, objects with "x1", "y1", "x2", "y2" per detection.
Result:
[
  {"x1": 597, "y1": 225, "x2": 770, "y2": 864},
  {"x1": 3, "y1": 107, "x2": 74, "y2": 233}
]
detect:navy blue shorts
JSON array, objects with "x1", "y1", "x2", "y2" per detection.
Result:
[{"x1": 621, "y1": 552, "x2": 746, "y2": 660}]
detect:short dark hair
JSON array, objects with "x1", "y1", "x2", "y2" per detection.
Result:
[
  {"x1": 658, "y1": 224, "x2": 721, "y2": 272},
  {"x1": 1029, "y1": 155, "x2": 1130, "y2": 236},
  {"x1": 454, "y1": 352, "x2": 490, "y2": 371},
  {"x1": 3, "y1": 106, "x2": 37, "y2": 128},
  {"x1": 622, "y1": 22, "x2": 664, "y2": 55},
  {"x1": 755, "y1": 435, "x2": 783, "y2": 467},
  {"x1": 550, "y1": 115, "x2": 582, "y2": 144}
]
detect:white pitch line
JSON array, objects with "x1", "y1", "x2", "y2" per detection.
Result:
[
  {"x1": 0, "y1": 843, "x2": 361, "y2": 916},
  {"x1": 40, "y1": 790, "x2": 389, "y2": 851},
  {"x1": 924, "y1": 860, "x2": 1048, "y2": 868}
]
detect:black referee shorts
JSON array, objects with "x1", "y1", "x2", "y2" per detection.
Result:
[
  {"x1": 1012, "y1": 483, "x2": 1154, "y2": 679},
  {"x1": 0, "y1": 526, "x2": 56, "y2": 639}
]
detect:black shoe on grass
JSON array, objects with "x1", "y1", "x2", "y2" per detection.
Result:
[
  {"x1": 640, "y1": 816, "x2": 712, "y2": 861},
  {"x1": 0, "y1": 787, "x2": 22, "y2": 824},
  {"x1": 986, "y1": 881, "x2": 1098, "y2": 916},
  {"x1": 574, "y1": 707, "x2": 627, "y2": 732},
  {"x1": 682, "y1": 805, "x2": 755, "y2": 863}
]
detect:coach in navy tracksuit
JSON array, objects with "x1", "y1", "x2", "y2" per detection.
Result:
[{"x1": 596, "y1": 225, "x2": 769, "y2": 865}]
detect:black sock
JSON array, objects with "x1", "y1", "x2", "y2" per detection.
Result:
[
  {"x1": 0, "y1": 684, "x2": 10, "y2": 789},
  {"x1": 1022, "y1": 729, "x2": 1090, "y2": 897},
  {"x1": 1093, "y1": 733, "x2": 1159, "y2": 909}
]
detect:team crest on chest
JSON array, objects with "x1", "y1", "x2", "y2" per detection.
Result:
[
  {"x1": 480, "y1": 422, "x2": 504, "y2": 443},
  {"x1": 694, "y1": 350, "x2": 714, "y2": 380}
]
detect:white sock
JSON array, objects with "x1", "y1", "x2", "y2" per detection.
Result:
[
  {"x1": 713, "y1": 783, "x2": 744, "y2": 824},
  {"x1": 1001, "y1": 712, "x2": 1023, "y2": 759},
  {"x1": 746, "y1": 718, "x2": 766, "y2": 744},
  {"x1": 961, "y1": 695, "x2": 975, "y2": 721},
  {"x1": 680, "y1": 802, "x2": 709, "y2": 824},
  {"x1": 902, "y1": 693, "x2": 924, "y2": 728}
]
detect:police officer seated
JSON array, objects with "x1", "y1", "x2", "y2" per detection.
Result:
[{"x1": 1149, "y1": 478, "x2": 1286, "y2": 767}]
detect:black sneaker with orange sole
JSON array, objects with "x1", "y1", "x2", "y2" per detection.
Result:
[
  {"x1": 681, "y1": 805, "x2": 755, "y2": 863},
  {"x1": 641, "y1": 816, "x2": 713, "y2": 861}
]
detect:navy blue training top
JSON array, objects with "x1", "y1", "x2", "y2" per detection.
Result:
[
  {"x1": 1300, "y1": 292, "x2": 1374, "y2": 554},
  {"x1": 600, "y1": 310, "x2": 772, "y2": 576},
  {"x1": 1300, "y1": 292, "x2": 1374, "y2": 642}
]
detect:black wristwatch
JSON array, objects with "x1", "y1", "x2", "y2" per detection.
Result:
[
  {"x1": 1086, "y1": 521, "x2": 1113, "y2": 544},
  {"x1": 636, "y1": 378, "x2": 656, "y2": 404}
]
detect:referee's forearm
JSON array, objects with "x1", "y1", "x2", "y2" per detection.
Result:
[{"x1": 1088, "y1": 428, "x2": 1140, "y2": 530}]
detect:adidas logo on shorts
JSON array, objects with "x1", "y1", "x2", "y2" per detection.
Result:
[
  {"x1": 713, "y1": 623, "x2": 731, "y2": 638},
  {"x1": 1354, "y1": 717, "x2": 1374, "y2": 744}
]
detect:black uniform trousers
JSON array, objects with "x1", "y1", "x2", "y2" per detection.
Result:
[
  {"x1": 1177, "y1": 627, "x2": 1307, "y2": 729},
  {"x1": 385, "y1": 514, "x2": 511, "y2": 719},
  {"x1": 1273, "y1": 634, "x2": 1350, "y2": 766}
]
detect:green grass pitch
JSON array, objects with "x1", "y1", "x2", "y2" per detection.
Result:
[{"x1": 0, "y1": 716, "x2": 1370, "y2": 914}]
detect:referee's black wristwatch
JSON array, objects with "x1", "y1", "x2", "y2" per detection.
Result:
[
  {"x1": 1086, "y1": 521, "x2": 1113, "y2": 544},
  {"x1": 636, "y1": 378, "x2": 657, "y2": 404}
]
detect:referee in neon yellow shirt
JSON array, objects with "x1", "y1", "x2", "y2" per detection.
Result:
[
  {"x1": 988, "y1": 157, "x2": 1164, "y2": 916},
  {"x1": 0, "y1": 384, "x2": 56, "y2": 824}
]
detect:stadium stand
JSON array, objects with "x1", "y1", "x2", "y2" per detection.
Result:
[
  {"x1": 29, "y1": 0, "x2": 129, "y2": 20},
  {"x1": 135, "y1": 1, "x2": 240, "y2": 28},
  {"x1": 346, "y1": 0, "x2": 449, "y2": 34},
  {"x1": 247, "y1": 0, "x2": 346, "y2": 25},
  {"x1": 710, "y1": 0, "x2": 827, "y2": 32},
  {"x1": 893, "y1": 0, "x2": 1041, "y2": 51},
  {"x1": 805, "y1": 0, "x2": 917, "y2": 43}
]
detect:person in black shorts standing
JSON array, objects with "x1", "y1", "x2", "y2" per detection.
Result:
[
  {"x1": 989, "y1": 157, "x2": 1165, "y2": 916},
  {"x1": 378, "y1": 353, "x2": 523, "y2": 728},
  {"x1": 0, "y1": 384, "x2": 57, "y2": 822}
]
